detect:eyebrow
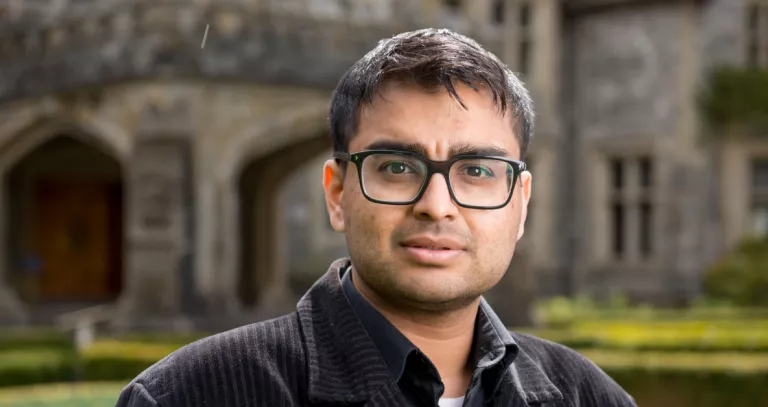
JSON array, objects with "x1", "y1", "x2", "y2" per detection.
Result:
[{"x1": 363, "y1": 140, "x2": 509, "y2": 158}]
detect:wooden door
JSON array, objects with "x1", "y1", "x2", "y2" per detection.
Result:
[{"x1": 33, "y1": 180, "x2": 120, "y2": 302}]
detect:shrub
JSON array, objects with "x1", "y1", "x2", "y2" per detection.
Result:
[
  {"x1": 611, "y1": 369, "x2": 767, "y2": 407},
  {"x1": 0, "y1": 349, "x2": 75, "y2": 387},
  {"x1": 0, "y1": 329, "x2": 71, "y2": 351},
  {"x1": 699, "y1": 67, "x2": 768, "y2": 137},
  {"x1": 519, "y1": 320, "x2": 768, "y2": 352},
  {"x1": 586, "y1": 350, "x2": 768, "y2": 407},
  {"x1": 703, "y1": 237, "x2": 768, "y2": 307},
  {"x1": 1, "y1": 341, "x2": 768, "y2": 406}
]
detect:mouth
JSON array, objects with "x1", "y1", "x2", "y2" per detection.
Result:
[
  {"x1": 402, "y1": 245, "x2": 458, "y2": 250},
  {"x1": 398, "y1": 236, "x2": 467, "y2": 265}
]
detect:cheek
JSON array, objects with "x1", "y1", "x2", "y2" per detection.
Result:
[
  {"x1": 343, "y1": 186, "x2": 401, "y2": 246},
  {"x1": 470, "y1": 207, "x2": 520, "y2": 243}
]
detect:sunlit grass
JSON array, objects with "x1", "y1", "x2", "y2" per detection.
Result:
[
  {"x1": 81, "y1": 340, "x2": 182, "y2": 362},
  {"x1": 581, "y1": 350, "x2": 768, "y2": 373},
  {"x1": 0, "y1": 382, "x2": 124, "y2": 407}
]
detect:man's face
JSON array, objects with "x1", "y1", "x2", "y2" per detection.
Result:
[{"x1": 323, "y1": 82, "x2": 532, "y2": 311}]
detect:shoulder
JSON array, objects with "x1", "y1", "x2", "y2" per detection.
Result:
[
  {"x1": 116, "y1": 313, "x2": 307, "y2": 407},
  {"x1": 510, "y1": 331, "x2": 638, "y2": 407}
]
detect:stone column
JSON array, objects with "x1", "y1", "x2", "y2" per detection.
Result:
[
  {"x1": 250, "y1": 162, "x2": 295, "y2": 320},
  {"x1": 208, "y1": 179, "x2": 243, "y2": 315},
  {"x1": 114, "y1": 102, "x2": 195, "y2": 332},
  {"x1": 0, "y1": 181, "x2": 29, "y2": 325}
]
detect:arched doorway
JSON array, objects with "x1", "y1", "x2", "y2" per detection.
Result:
[
  {"x1": 237, "y1": 134, "x2": 331, "y2": 309},
  {"x1": 6, "y1": 135, "x2": 124, "y2": 306}
]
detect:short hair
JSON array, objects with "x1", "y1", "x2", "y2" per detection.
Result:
[{"x1": 328, "y1": 28, "x2": 535, "y2": 159}]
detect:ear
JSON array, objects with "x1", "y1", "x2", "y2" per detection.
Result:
[
  {"x1": 323, "y1": 159, "x2": 346, "y2": 232},
  {"x1": 516, "y1": 171, "x2": 533, "y2": 241}
]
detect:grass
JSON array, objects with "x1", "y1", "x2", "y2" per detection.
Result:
[
  {"x1": 0, "y1": 350, "x2": 71, "y2": 371},
  {"x1": 581, "y1": 349, "x2": 768, "y2": 373},
  {"x1": 516, "y1": 319, "x2": 768, "y2": 352},
  {"x1": 0, "y1": 382, "x2": 125, "y2": 407},
  {"x1": 81, "y1": 340, "x2": 183, "y2": 362}
]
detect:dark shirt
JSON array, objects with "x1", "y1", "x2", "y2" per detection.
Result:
[
  {"x1": 341, "y1": 267, "x2": 515, "y2": 406},
  {"x1": 115, "y1": 258, "x2": 638, "y2": 407}
]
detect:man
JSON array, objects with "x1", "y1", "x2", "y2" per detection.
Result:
[{"x1": 117, "y1": 28, "x2": 637, "y2": 407}]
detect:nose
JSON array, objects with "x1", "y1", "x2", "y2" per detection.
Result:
[{"x1": 412, "y1": 174, "x2": 460, "y2": 220}]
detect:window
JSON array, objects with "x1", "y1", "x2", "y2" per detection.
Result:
[
  {"x1": 611, "y1": 158, "x2": 624, "y2": 190},
  {"x1": 639, "y1": 156, "x2": 653, "y2": 189},
  {"x1": 443, "y1": 0, "x2": 461, "y2": 13},
  {"x1": 752, "y1": 158, "x2": 768, "y2": 237},
  {"x1": 611, "y1": 202, "x2": 625, "y2": 257},
  {"x1": 746, "y1": 2, "x2": 768, "y2": 67},
  {"x1": 492, "y1": 0, "x2": 505, "y2": 25},
  {"x1": 608, "y1": 156, "x2": 656, "y2": 260},
  {"x1": 518, "y1": 2, "x2": 533, "y2": 76}
]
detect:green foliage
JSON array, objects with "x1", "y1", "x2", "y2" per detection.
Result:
[
  {"x1": 699, "y1": 67, "x2": 768, "y2": 137},
  {"x1": 703, "y1": 237, "x2": 768, "y2": 307},
  {"x1": 0, "y1": 349, "x2": 75, "y2": 388},
  {"x1": 1, "y1": 336, "x2": 768, "y2": 406},
  {"x1": 534, "y1": 295, "x2": 768, "y2": 327},
  {"x1": 0, "y1": 338, "x2": 187, "y2": 388},
  {"x1": 609, "y1": 369, "x2": 768, "y2": 407},
  {"x1": 520, "y1": 320, "x2": 768, "y2": 353},
  {"x1": 0, "y1": 382, "x2": 125, "y2": 407},
  {"x1": 0, "y1": 330, "x2": 71, "y2": 352}
]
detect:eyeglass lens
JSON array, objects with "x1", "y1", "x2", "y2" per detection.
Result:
[{"x1": 359, "y1": 153, "x2": 515, "y2": 207}]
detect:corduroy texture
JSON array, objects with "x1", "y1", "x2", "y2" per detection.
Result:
[{"x1": 116, "y1": 258, "x2": 637, "y2": 407}]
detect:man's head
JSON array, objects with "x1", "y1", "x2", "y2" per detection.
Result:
[{"x1": 323, "y1": 28, "x2": 534, "y2": 312}]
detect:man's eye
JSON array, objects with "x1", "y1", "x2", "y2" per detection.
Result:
[
  {"x1": 464, "y1": 166, "x2": 494, "y2": 178},
  {"x1": 381, "y1": 162, "x2": 412, "y2": 174}
]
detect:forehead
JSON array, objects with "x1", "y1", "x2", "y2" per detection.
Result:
[{"x1": 354, "y1": 82, "x2": 520, "y2": 158}]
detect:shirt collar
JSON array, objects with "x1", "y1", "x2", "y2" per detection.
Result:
[
  {"x1": 341, "y1": 266, "x2": 416, "y2": 381},
  {"x1": 340, "y1": 265, "x2": 520, "y2": 379},
  {"x1": 297, "y1": 258, "x2": 564, "y2": 406}
]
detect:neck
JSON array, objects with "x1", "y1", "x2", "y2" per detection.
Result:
[{"x1": 352, "y1": 268, "x2": 477, "y2": 398}]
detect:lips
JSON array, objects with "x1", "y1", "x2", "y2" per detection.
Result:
[
  {"x1": 400, "y1": 236, "x2": 465, "y2": 251},
  {"x1": 399, "y1": 236, "x2": 467, "y2": 266}
]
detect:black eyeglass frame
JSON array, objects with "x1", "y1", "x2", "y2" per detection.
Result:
[{"x1": 334, "y1": 149, "x2": 528, "y2": 210}]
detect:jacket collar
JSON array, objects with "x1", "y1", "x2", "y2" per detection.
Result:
[{"x1": 297, "y1": 258, "x2": 564, "y2": 406}]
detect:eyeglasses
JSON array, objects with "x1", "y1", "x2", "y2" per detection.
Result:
[{"x1": 334, "y1": 149, "x2": 527, "y2": 210}]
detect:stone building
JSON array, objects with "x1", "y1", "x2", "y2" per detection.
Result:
[{"x1": 0, "y1": 0, "x2": 765, "y2": 330}]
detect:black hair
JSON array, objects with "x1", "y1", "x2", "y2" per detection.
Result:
[{"x1": 328, "y1": 28, "x2": 534, "y2": 158}]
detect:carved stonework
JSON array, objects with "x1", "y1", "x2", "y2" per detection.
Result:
[
  {"x1": 574, "y1": 6, "x2": 679, "y2": 139},
  {"x1": 115, "y1": 99, "x2": 196, "y2": 329},
  {"x1": 0, "y1": 1, "x2": 413, "y2": 104}
]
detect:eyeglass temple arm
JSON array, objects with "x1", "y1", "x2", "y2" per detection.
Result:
[{"x1": 333, "y1": 152, "x2": 352, "y2": 162}]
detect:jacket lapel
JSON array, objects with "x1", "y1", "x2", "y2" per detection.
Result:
[
  {"x1": 297, "y1": 258, "x2": 397, "y2": 405},
  {"x1": 297, "y1": 258, "x2": 566, "y2": 407},
  {"x1": 493, "y1": 346, "x2": 566, "y2": 406}
]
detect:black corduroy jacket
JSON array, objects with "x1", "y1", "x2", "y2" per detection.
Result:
[{"x1": 116, "y1": 258, "x2": 637, "y2": 407}]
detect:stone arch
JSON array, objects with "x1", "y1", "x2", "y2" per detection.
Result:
[
  {"x1": 0, "y1": 114, "x2": 131, "y2": 321},
  {"x1": 216, "y1": 101, "x2": 329, "y2": 184},
  {"x1": 0, "y1": 113, "x2": 131, "y2": 173},
  {"x1": 208, "y1": 102, "x2": 331, "y2": 315}
]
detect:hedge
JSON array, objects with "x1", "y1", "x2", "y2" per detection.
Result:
[
  {"x1": 0, "y1": 329, "x2": 71, "y2": 352},
  {"x1": 0, "y1": 341, "x2": 184, "y2": 388},
  {"x1": 518, "y1": 320, "x2": 768, "y2": 352},
  {"x1": 610, "y1": 369, "x2": 767, "y2": 407},
  {"x1": 582, "y1": 350, "x2": 768, "y2": 407},
  {"x1": 0, "y1": 349, "x2": 75, "y2": 388},
  {"x1": 0, "y1": 382, "x2": 126, "y2": 406},
  {"x1": 1, "y1": 343, "x2": 768, "y2": 406}
]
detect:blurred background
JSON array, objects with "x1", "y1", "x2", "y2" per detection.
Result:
[{"x1": 0, "y1": 0, "x2": 766, "y2": 406}]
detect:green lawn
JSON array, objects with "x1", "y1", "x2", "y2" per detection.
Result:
[{"x1": 0, "y1": 383, "x2": 125, "y2": 407}]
